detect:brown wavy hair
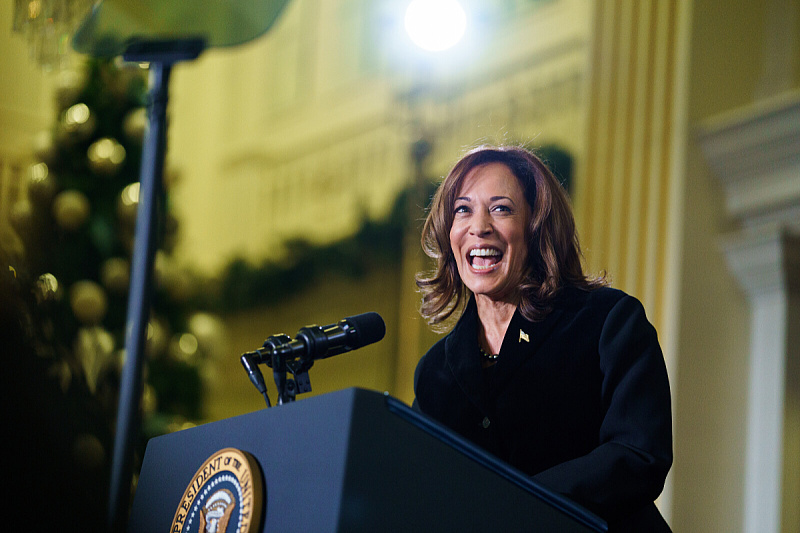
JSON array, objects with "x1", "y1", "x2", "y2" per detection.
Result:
[{"x1": 416, "y1": 145, "x2": 605, "y2": 328}]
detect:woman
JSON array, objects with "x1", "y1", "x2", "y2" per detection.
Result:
[{"x1": 413, "y1": 145, "x2": 672, "y2": 532}]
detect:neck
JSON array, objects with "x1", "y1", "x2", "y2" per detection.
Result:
[{"x1": 475, "y1": 295, "x2": 517, "y2": 355}]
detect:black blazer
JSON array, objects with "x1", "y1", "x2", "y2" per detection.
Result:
[{"x1": 413, "y1": 286, "x2": 673, "y2": 532}]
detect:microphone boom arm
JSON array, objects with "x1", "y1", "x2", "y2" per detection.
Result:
[{"x1": 239, "y1": 312, "x2": 385, "y2": 407}]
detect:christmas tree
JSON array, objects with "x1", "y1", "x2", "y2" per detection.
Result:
[{"x1": 2, "y1": 57, "x2": 221, "y2": 530}]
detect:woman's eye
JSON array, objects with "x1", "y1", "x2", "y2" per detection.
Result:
[
  {"x1": 454, "y1": 205, "x2": 469, "y2": 214},
  {"x1": 492, "y1": 204, "x2": 511, "y2": 213}
]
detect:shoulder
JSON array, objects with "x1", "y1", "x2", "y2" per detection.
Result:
[
  {"x1": 555, "y1": 285, "x2": 632, "y2": 316},
  {"x1": 417, "y1": 295, "x2": 478, "y2": 367},
  {"x1": 420, "y1": 335, "x2": 448, "y2": 364},
  {"x1": 413, "y1": 301, "x2": 476, "y2": 390},
  {"x1": 552, "y1": 286, "x2": 655, "y2": 340},
  {"x1": 413, "y1": 328, "x2": 469, "y2": 414},
  {"x1": 565, "y1": 287, "x2": 663, "y2": 370},
  {"x1": 414, "y1": 334, "x2": 448, "y2": 385}
]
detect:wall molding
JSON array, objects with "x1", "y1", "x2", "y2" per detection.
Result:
[{"x1": 697, "y1": 89, "x2": 800, "y2": 227}]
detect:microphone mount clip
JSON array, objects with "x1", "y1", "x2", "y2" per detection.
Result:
[{"x1": 238, "y1": 312, "x2": 386, "y2": 408}]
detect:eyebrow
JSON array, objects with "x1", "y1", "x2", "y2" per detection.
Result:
[{"x1": 455, "y1": 195, "x2": 516, "y2": 204}]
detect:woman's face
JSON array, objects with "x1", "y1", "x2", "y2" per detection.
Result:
[{"x1": 449, "y1": 162, "x2": 530, "y2": 303}]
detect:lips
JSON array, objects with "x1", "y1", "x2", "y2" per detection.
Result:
[{"x1": 468, "y1": 247, "x2": 502, "y2": 271}]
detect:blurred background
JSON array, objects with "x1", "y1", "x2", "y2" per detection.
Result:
[{"x1": 1, "y1": 0, "x2": 798, "y2": 531}]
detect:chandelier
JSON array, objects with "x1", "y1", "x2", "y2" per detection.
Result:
[{"x1": 12, "y1": 0, "x2": 96, "y2": 70}]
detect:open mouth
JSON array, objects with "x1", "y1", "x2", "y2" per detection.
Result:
[{"x1": 468, "y1": 247, "x2": 502, "y2": 271}]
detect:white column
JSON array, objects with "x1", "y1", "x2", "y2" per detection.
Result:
[{"x1": 724, "y1": 229, "x2": 800, "y2": 533}]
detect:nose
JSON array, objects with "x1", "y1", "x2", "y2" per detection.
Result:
[{"x1": 469, "y1": 209, "x2": 493, "y2": 237}]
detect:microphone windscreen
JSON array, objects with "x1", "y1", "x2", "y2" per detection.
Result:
[{"x1": 345, "y1": 312, "x2": 386, "y2": 347}]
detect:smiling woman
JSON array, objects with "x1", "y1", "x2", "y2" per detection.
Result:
[
  {"x1": 417, "y1": 145, "x2": 601, "y2": 328},
  {"x1": 413, "y1": 145, "x2": 674, "y2": 532}
]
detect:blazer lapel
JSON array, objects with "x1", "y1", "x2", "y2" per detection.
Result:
[
  {"x1": 491, "y1": 306, "x2": 566, "y2": 393},
  {"x1": 443, "y1": 295, "x2": 570, "y2": 409},
  {"x1": 444, "y1": 297, "x2": 490, "y2": 413}
]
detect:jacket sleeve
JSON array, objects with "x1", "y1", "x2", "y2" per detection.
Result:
[{"x1": 532, "y1": 295, "x2": 673, "y2": 523}]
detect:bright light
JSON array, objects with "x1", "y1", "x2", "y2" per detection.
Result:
[{"x1": 404, "y1": 0, "x2": 466, "y2": 52}]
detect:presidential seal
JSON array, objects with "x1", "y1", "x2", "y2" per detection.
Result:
[{"x1": 171, "y1": 448, "x2": 264, "y2": 533}]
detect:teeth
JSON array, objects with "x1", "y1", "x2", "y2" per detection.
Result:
[
  {"x1": 469, "y1": 248, "x2": 501, "y2": 270},
  {"x1": 469, "y1": 248, "x2": 500, "y2": 257}
]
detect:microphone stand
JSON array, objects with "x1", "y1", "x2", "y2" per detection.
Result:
[
  {"x1": 274, "y1": 355, "x2": 312, "y2": 405},
  {"x1": 70, "y1": 2, "x2": 291, "y2": 530},
  {"x1": 107, "y1": 38, "x2": 204, "y2": 533},
  {"x1": 238, "y1": 313, "x2": 385, "y2": 407},
  {"x1": 241, "y1": 334, "x2": 314, "y2": 406}
]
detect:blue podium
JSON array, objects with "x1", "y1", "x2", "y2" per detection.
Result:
[{"x1": 128, "y1": 388, "x2": 607, "y2": 532}]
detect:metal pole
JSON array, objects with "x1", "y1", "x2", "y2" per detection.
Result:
[{"x1": 107, "y1": 61, "x2": 170, "y2": 533}]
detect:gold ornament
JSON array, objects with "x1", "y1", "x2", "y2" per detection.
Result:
[
  {"x1": 188, "y1": 312, "x2": 227, "y2": 360},
  {"x1": 52, "y1": 189, "x2": 90, "y2": 231},
  {"x1": 87, "y1": 137, "x2": 126, "y2": 176},
  {"x1": 123, "y1": 107, "x2": 147, "y2": 144},
  {"x1": 70, "y1": 280, "x2": 108, "y2": 325},
  {"x1": 117, "y1": 182, "x2": 140, "y2": 227},
  {"x1": 145, "y1": 316, "x2": 170, "y2": 359},
  {"x1": 32, "y1": 130, "x2": 58, "y2": 166},
  {"x1": 57, "y1": 103, "x2": 96, "y2": 144},
  {"x1": 169, "y1": 332, "x2": 199, "y2": 363},
  {"x1": 27, "y1": 162, "x2": 57, "y2": 204},
  {"x1": 35, "y1": 273, "x2": 61, "y2": 303},
  {"x1": 9, "y1": 200, "x2": 33, "y2": 234},
  {"x1": 100, "y1": 257, "x2": 130, "y2": 294},
  {"x1": 73, "y1": 325, "x2": 115, "y2": 393},
  {"x1": 154, "y1": 251, "x2": 176, "y2": 290}
]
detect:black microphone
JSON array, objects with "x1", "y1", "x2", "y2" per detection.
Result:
[
  {"x1": 240, "y1": 353, "x2": 267, "y2": 393},
  {"x1": 252, "y1": 312, "x2": 386, "y2": 363},
  {"x1": 240, "y1": 353, "x2": 271, "y2": 407}
]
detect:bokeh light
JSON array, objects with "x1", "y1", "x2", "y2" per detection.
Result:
[{"x1": 404, "y1": 0, "x2": 466, "y2": 52}]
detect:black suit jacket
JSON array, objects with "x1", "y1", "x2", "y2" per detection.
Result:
[{"x1": 413, "y1": 286, "x2": 673, "y2": 531}]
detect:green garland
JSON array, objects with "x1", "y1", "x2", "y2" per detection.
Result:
[{"x1": 205, "y1": 187, "x2": 414, "y2": 313}]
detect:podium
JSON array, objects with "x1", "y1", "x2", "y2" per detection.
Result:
[{"x1": 129, "y1": 388, "x2": 607, "y2": 532}]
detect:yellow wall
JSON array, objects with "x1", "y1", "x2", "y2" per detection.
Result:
[
  {"x1": 205, "y1": 267, "x2": 409, "y2": 420},
  {"x1": 673, "y1": 141, "x2": 751, "y2": 531},
  {"x1": 167, "y1": 0, "x2": 413, "y2": 275},
  {"x1": 0, "y1": 1, "x2": 59, "y2": 250},
  {"x1": 0, "y1": 2, "x2": 55, "y2": 155},
  {"x1": 166, "y1": 0, "x2": 593, "y2": 276}
]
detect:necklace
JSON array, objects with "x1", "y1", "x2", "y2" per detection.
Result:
[{"x1": 479, "y1": 347, "x2": 499, "y2": 361}]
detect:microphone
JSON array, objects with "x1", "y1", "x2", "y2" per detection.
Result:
[
  {"x1": 240, "y1": 353, "x2": 267, "y2": 393},
  {"x1": 240, "y1": 353, "x2": 271, "y2": 407},
  {"x1": 250, "y1": 312, "x2": 386, "y2": 363}
]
